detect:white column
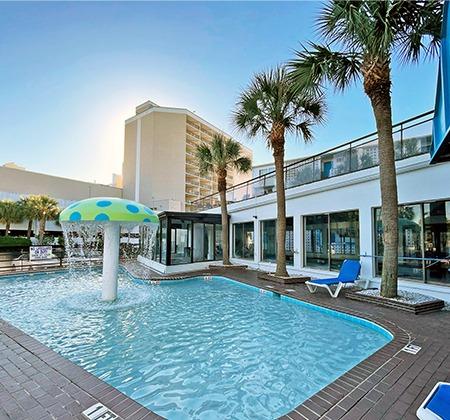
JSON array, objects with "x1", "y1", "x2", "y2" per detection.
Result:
[
  {"x1": 134, "y1": 118, "x2": 142, "y2": 202},
  {"x1": 294, "y1": 214, "x2": 303, "y2": 269},
  {"x1": 253, "y1": 219, "x2": 260, "y2": 264},
  {"x1": 102, "y1": 223, "x2": 121, "y2": 301},
  {"x1": 359, "y1": 206, "x2": 374, "y2": 281}
]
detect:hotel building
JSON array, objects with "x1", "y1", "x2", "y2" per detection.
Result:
[
  {"x1": 150, "y1": 110, "x2": 450, "y2": 302},
  {"x1": 122, "y1": 100, "x2": 253, "y2": 212}
]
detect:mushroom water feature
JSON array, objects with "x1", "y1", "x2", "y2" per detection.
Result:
[{"x1": 59, "y1": 197, "x2": 159, "y2": 301}]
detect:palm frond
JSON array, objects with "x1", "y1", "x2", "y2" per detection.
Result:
[
  {"x1": 392, "y1": 0, "x2": 443, "y2": 63},
  {"x1": 288, "y1": 43, "x2": 362, "y2": 93},
  {"x1": 234, "y1": 65, "x2": 326, "y2": 149},
  {"x1": 195, "y1": 143, "x2": 213, "y2": 176},
  {"x1": 195, "y1": 135, "x2": 251, "y2": 178},
  {"x1": 232, "y1": 156, "x2": 252, "y2": 174}
]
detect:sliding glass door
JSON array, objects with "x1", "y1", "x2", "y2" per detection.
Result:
[{"x1": 304, "y1": 211, "x2": 360, "y2": 271}]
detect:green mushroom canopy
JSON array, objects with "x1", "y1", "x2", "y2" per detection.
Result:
[{"x1": 59, "y1": 197, "x2": 159, "y2": 226}]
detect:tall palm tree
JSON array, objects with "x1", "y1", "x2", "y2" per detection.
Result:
[
  {"x1": 31, "y1": 195, "x2": 60, "y2": 244},
  {"x1": 288, "y1": 1, "x2": 442, "y2": 297},
  {"x1": 19, "y1": 196, "x2": 38, "y2": 239},
  {"x1": 0, "y1": 200, "x2": 24, "y2": 236},
  {"x1": 196, "y1": 134, "x2": 252, "y2": 265},
  {"x1": 233, "y1": 66, "x2": 325, "y2": 277}
]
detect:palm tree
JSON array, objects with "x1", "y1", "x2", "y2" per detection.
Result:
[
  {"x1": 234, "y1": 66, "x2": 325, "y2": 277},
  {"x1": 0, "y1": 200, "x2": 24, "y2": 236},
  {"x1": 19, "y1": 196, "x2": 38, "y2": 239},
  {"x1": 31, "y1": 195, "x2": 60, "y2": 244},
  {"x1": 288, "y1": 1, "x2": 442, "y2": 297},
  {"x1": 196, "y1": 134, "x2": 252, "y2": 265}
]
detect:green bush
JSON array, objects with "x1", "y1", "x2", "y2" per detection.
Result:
[{"x1": 0, "y1": 236, "x2": 32, "y2": 248}]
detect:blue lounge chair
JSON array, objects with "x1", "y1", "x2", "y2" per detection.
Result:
[
  {"x1": 305, "y1": 259, "x2": 361, "y2": 298},
  {"x1": 417, "y1": 382, "x2": 450, "y2": 420}
]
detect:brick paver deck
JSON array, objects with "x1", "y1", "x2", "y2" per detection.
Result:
[
  {"x1": 0, "y1": 320, "x2": 161, "y2": 420},
  {"x1": 1, "y1": 264, "x2": 449, "y2": 419}
]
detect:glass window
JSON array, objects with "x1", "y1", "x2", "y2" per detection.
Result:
[
  {"x1": 424, "y1": 201, "x2": 450, "y2": 285},
  {"x1": 305, "y1": 211, "x2": 360, "y2": 271},
  {"x1": 193, "y1": 223, "x2": 215, "y2": 262},
  {"x1": 160, "y1": 218, "x2": 167, "y2": 264},
  {"x1": 375, "y1": 205, "x2": 423, "y2": 280},
  {"x1": 304, "y1": 214, "x2": 329, "y2": 269},
  {"x1": 150, "y1": 224, "x2": 161, "y2": 263},
  {"x1": 233, "y1": 222, "x2": 254, "y2": 259},
  {"x1": 261, "y1": 218, "x2": 294, "y2": 265},
  {"x1": 170, "y1": 219, "x2": 192, "y2": 265},
  {"x1": 215, "y1": 224, "x2": 223, "y2": 260},
  {"x1": 330, "y1": 211, "x2": 360, "y2": 270}
]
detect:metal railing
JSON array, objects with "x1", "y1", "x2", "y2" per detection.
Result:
[{"x1": 190, "y1": 110, "x2": 434, "y2": 211}]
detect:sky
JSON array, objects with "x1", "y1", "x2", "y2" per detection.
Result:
[{"x1": 0, "y1": 1, "x2": 439, "y2": 185}]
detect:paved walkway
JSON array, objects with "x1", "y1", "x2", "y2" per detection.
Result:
[
  {"x1": 0, "y1": 320, "x2": 161, "y2": 420},
  {"x1": 1, "y1": 264, "x2": 449, "y2": 419}
]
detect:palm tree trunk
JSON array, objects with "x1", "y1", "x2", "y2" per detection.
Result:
[
  {"x1": 5, "y1": 221, "x2": 10, "y2": 237},
  {"x1": 218, "y1": 173, "x2": 230, "y2": 265},
  {"x1": 27, "y1": 219, "x2": 32, "y2": 240},
  {"x1": 364, "y1": 61, "x2": 398, "y2": 298},
  {"x1": 39, "y1": 218, "x2": 46, "y2": 244},
  {"x1": 272, "y1": 129, "x2": 288, "y2": 277}
]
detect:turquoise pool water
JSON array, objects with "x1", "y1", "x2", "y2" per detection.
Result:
[{"x1": 0, "y1": 271, "x2": 391, "y2": 419}]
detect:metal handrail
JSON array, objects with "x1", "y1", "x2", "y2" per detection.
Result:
[{"x1": 191, "y1": 110, "x2": 434, "y2": 209}]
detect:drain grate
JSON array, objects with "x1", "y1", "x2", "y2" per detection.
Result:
[
  {"x1": 81, "y1": 403, "x2": 119, "y2": 420},
  {"x1": 402, "y1": 344, "x2": 422, "y2": 355}
]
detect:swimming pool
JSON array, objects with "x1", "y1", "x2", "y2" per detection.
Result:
[{"x1": 0, "y1": 271, "x2": 391, "y2": 419}]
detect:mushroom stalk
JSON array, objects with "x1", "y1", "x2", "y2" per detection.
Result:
[{"x1": 101, "y1": 223, "x2": 121, "y2": 301}]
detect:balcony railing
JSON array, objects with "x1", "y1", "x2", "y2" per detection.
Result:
[{"x1": 190, "y1": 111, "x2": 434, "y2": 212}]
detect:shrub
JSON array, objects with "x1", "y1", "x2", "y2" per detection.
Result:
[{"x1": 0, "y1": 236, "x2": 32, "y2": 248}]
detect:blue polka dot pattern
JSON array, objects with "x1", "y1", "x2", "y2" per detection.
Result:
[
  {"x1": 96, "y1": 200, "x2": 112, "y2": 207},
  {"x1": 95, "y1": 213, "x2": 110, "y2": 221},
  {"x1": 69, "y1": 212, "x2": 81, "y2": 221},
  {"x1": 126, "y1": 204, "x2": 139, "y2": 213},
  {"x1": 143, "y1": 218, "x2": 151, "y2": 222}
]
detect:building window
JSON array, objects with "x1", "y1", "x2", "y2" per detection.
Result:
[
  {"x1": 215, "y1": 224, "x2": 223, "y2": 260},
  {"x1": 304, "y1": 214, "x2": 329, "y2": 269},
  {"x1": 193, "y1": 223, "x2": 215, "y2": 262},
  {"x1": 160, "y1": 218, "x2": 167, "y2": 264},
  {"x1": 233, "y1": 222, "x2": 254, "y2": 259},
  {"x1": 424, "y1": 201, "x2": 450, "y2": 285},
  {"x1": 304, "y1": 211, "x2": 359, "y2": 271},
  {"x1": 330, "y1": 211, "x2": 360, "y2": 270},
  {"x1": 261, "y1": 218, "x2": 294, "y2": 265},
  {"x1": 375, "y1": 200, "x2": 450, "y2": 286},
  {"x1": 170, "y1": 219, "x2": 192, "y2": 265},
  {"x1": 150, "y1": 224, "x2": 161, "y2": 263}
]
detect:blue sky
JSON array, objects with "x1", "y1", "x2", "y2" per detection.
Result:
[{"x1": 0, "y1": 1, "x2": 438, "y2": 184}]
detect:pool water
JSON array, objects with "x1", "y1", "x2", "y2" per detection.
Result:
[{"x1": 0, "y1": 271, "x2": 391, "y2": 419}]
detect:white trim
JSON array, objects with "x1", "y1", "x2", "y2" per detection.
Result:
[
  {"x1": 134, "y1": 118, "x2": 141, "y2": 202},
  {"x1": 137, "y1": 255, "x2": 213, "y2": 274}
]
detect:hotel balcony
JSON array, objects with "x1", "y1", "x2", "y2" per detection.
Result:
[{"x1": 190, "y1": 111, "x2": 434, "y2": 211}]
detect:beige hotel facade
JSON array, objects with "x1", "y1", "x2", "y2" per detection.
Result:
[{"x1": 122, "y1": 101, "x2": 252, "y2": 212}]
